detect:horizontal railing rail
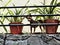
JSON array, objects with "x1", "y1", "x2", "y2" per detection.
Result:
[
  {"x1": 0, "y1": 23, "x2": 59, "y2": 26},
  {"x1": 0, "y1": 14, "x2": 60, "y2": 17},
  {"x1": 0, "y1": 5, "x2": 60, "y2": 8}
]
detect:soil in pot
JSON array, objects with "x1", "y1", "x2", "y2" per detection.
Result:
[
  {"x1": 44, "y1": 19, "x2": 59, "y2": 34},
  {"x1": 10, "y1": 22, "x2": 23, "y2": 34}
]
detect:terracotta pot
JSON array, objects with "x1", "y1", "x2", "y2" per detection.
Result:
[
  {"x1": 44, "y1": 19, "x2": 59, "y2": 34},
  {"x1": 10, "y1": 22, "x2": 23, "y2": 34}
]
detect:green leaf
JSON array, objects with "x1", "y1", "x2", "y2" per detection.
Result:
[
  {"x1": 0, "y1": 20, "x2": 8, "y2": 32},
  {"x1": 4, "y1": 0, "x2": 12, "y2": 6},
  {"x1": 2, "y1": 12, "x2": 9, "y2": 22},
  {"x1": 7, "y1": 9, "x2": 14, "y2": 15},
  {"x1": 23, "y1": 8, "x2": 29, "y2": 14},
  {"x1": 25, "y1": 0, "x2": 30, "y2": 6},
  {"x1": 0, "y1": 0, "x2": 3, "y2": 2},
  {"x1": 18, "y1": 8, "x2": 24, "y2": 15}
]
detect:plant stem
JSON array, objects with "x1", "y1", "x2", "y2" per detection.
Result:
[
  {"x1": 0, "y1": 20, "x2": 8, "y2": 33},
  {"x1": 43, "y1": 0, "x2": 45, "y2": 19}
]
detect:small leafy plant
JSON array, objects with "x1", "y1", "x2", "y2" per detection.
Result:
[
  {"x1": 27, "y1": 0, "x2": 60, "y2": 33},
  {"x1": 0, "y1": 0, "x2": 12, "y2": 33}
]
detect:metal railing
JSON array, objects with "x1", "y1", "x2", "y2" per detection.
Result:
[
  {"x1": 0, "y1": 5, "x2": 60, "y2": 8},
  {"x1": 0, "y1": 5, "x2": 60, "y2": 45},
  {"x1": 0, "y1": 5, "x2": 60, "y2": 26}
]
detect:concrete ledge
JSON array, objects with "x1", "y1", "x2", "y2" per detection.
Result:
[{"x1": 0, "y1": 34, "x2": 60, "y2": 45}]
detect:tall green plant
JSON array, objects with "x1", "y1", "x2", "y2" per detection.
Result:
[
  {"x1": 36, "y1": 0, "x2": 60, "y2": 20},
  {"x1": 6, "y1": 6, "x2": 29, "y2": 23},
  {"x1": 0, "y1": 0, "x2": 30, "y2": 33},
  {"x1": 6, "y1": 0, "x2": 30, "y2": 22},
  {"x1": 0, "y1": 0, "x2": 12, "y2": 33},
  {"x1": 27, "y1": 0, "x2": 60, "y2": 21},
  {"x1": 26, "y1": 0, "x2": 60, "y2": 33}
]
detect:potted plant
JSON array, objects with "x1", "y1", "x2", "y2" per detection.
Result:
[
  {"x1": 28, "y1": 0, "x2": 60, "y2": 34},
  {"x1": 36, "y1": 0, "x2": 60, "y2": 34},
  {"x1": 6, "y1": 0, "x2": 30, "y2": 34},
  {"x1": 6, "y1": 4, "x2": 28, "y2": 34},
  {"x1": 7, "y1": 9, "x2": 24, "y2": 34}
]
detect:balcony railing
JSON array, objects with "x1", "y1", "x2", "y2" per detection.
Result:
[
  {"x1": 0, "y1": 5, "x2": 60, "y2": 45},
  {"x1": 0, "y1": 5, "x2": 59, "y2": 26}
]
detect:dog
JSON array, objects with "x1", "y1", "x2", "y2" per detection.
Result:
[{"x1": 26, "y1": 15, "x2": 43, "y2": 33}]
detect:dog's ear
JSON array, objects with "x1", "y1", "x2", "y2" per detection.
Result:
[
  {"x1": 26, "y1": 15, "x2": 32, "y2": 19},
  {"x1": 26, "y1": 13, "x2": 32, "y2": 18}
]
